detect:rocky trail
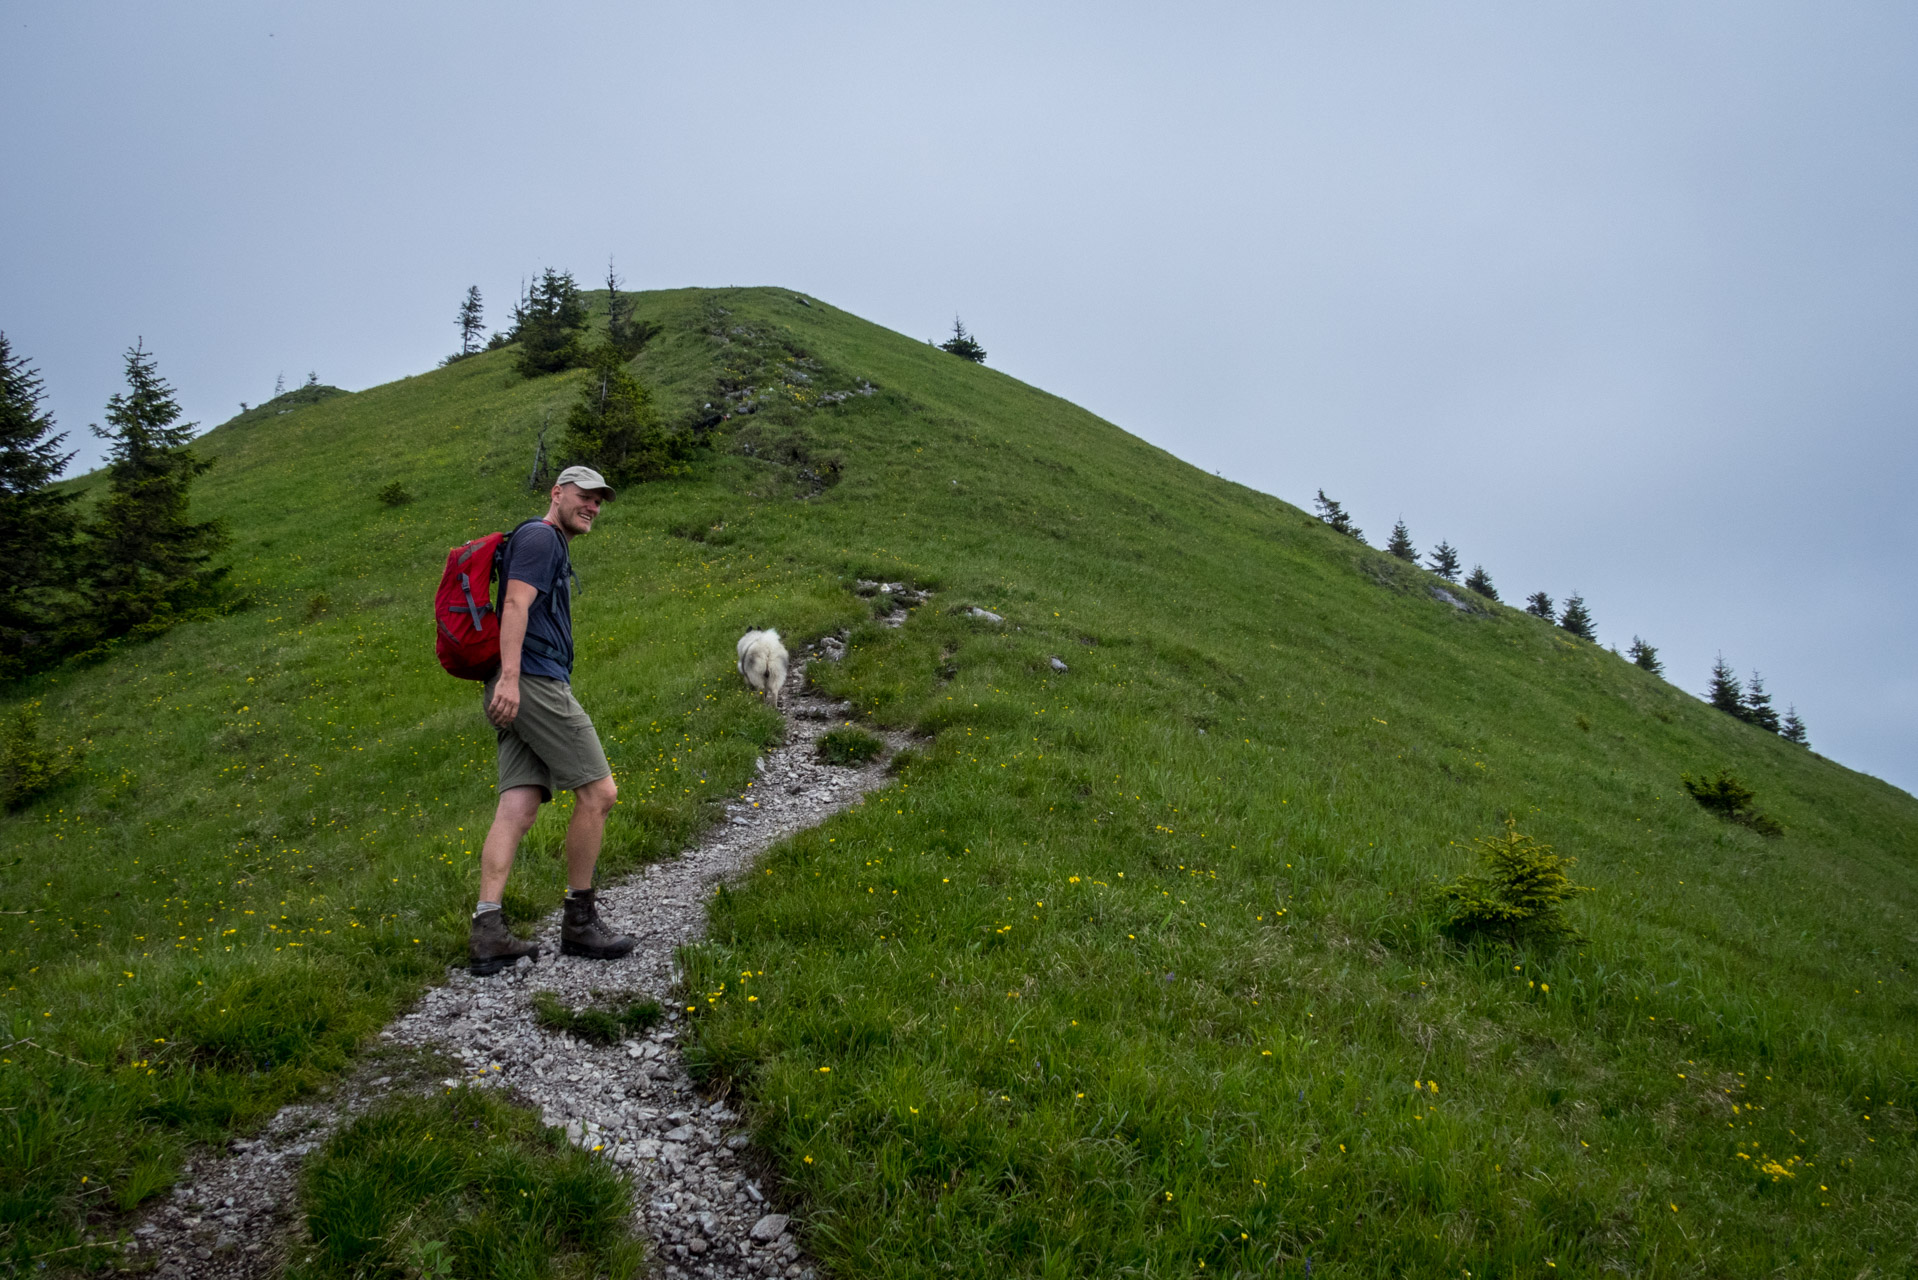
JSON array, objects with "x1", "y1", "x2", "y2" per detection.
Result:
[{"x1": 128, "y1": 628, "x2": 912, "y2": 1279}]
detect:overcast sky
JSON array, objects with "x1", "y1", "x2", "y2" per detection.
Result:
[{"x1": 4, "y1": 2, "x2": 1914, "y2": 793}]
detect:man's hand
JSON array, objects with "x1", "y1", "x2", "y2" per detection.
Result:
[
  {"x1": 486, "y1": 672, "x2": 521, "y2": 728},
  {"x1": 488, "y1": 579, "x2": 537, "y2": 728}
]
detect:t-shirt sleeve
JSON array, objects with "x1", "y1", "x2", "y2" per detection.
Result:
[{"x1": 505, "y1": 524, "x2": 562, "y2": 594}]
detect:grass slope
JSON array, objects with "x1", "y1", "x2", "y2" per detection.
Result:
[{"x1": 2, "y1": 288, "x2": 1913, "y2": 1277}]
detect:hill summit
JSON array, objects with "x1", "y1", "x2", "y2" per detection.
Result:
[{"x1": 3, "y1": 287, "x2": 1913, "y2": 1274}]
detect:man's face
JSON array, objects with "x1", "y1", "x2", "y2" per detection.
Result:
[{"x1": 552, "y1": 483, "x2": 606, "y2": 536}]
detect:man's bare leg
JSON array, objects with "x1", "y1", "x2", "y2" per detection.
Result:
[
  {"x1": 559, "y1": 774, "x2": 634, "y2": 959},
  {"x1": 479, "y1": 786, "x2": 544, "y2": 903},
  {"x1": 563, "y1": 774, "x2": 619, "y2": 892}
]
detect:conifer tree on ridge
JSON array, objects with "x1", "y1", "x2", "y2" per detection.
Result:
[
  {"x1": 1626, "y1": 636, "x2": 1663, "y2": 676},
  {"x1": 1557, "y1": 593, "x2": 1596, "y2": 641},
  {"x1": 0, "y1": 332, "x2": 81, "y2": 676},
  {"x1": 1742, "y1": 671, "x2": 1781, "y2": 733},
  {"x1": 1426, "y1": 540, "x2": 1461, "y2": 581},
  {"x1": 456, "y1": 285, "x2": 485, "y2": 356},
  {"x1": 1386, "y1": 519, "x2": 1417, "y2": 563},
  {"x1": 1781, "y1": 706, "x2": 1809, "y2": 745},
  {"x1": 1464, "y1": 565, "x2": 1498, "y2": 600},
  {"x1": 81, "y1": 341, "x2": 229, "y2": 642},
  {"x1": 1525, "y1": 591, "x2": 1555, "y2": 619},
  {"x1": 1312, "y1": 489, "x2": 1363, "y2": 542},
  {"x1": 1707, "y1": 654, "x2": 1744, "y2": 718}
]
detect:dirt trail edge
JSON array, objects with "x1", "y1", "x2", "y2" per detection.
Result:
[{"x1": 129, "y1": 644, "x2": 905, "y2": 1280}]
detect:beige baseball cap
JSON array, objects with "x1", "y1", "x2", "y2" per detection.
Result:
[{"x1": 555, "y1": 465, "x2": 615, "y2": 500}]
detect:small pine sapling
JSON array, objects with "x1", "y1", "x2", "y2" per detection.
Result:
[
  {"x1": 1, "y1": 704, "x2": 85, "y2": 811},
  {"x1": 1627, "y1": 636, "x2": 1663, "y2": 676},
  {"x1": 1386, "y1": 519, "x2": 1418, "y2": 563},
  {"x1": 1557, "y1": 593, "x2": 1596, "y2": 641},
  {"x1": 1438, "y1": 818, "x2": 1592, "y2": 947},
  {"x1": 1707, "y1": 655, "x2": 1744, "y2": 718},
  {"x1": 1741, "y1": 671, "x2": 1781, "y2": 733},
  {"x1": 1780, "y1": 706, "x2": 1809, "y2": 746},
  {"x1": 1426, "y1": 541, "x2": 1461, "y2": 582},
  {"x1": 1524, "y1": 591, "x2": 1555, "y2": 620},
  {"x1": 1312, "y1": 489, "x2": 1364, "y2": 542},
  {"x1": 1681, "y1": 768, "x2": 1783, "y2": 837},
  {"x1": 939, "y1": 317, "x2": 987, "y2": 363},
  {"x1": 1463, "y1": 565, "x2": 1498, "y2": 600}
]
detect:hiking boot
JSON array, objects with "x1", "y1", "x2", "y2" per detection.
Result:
[
  {"x1": 469, "y1": 908, "x2": 540, "y2": 976},
  {"x1": 560, "y1": 888, "x2": 637, "y2": 960}
]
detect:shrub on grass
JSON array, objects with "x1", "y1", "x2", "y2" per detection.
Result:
[
  {"x1": 287, "y1": 1089, "x2": 643, "y2": 1280},
  {"x1": 818, "y1": 727, "x2": 884, "y2": 766},
  {"x1": 1681, "y1": 769, "x2": 1784, "y2": 837},
  {"x1": 1, "y1": 703, "x2": 84, "y2": 811},
  {"x1": 1438, "y1": 818, "x2": 1592, "y2": 947},
  {"x1": 531, "y1": 990, "x2": 664, "y2": 1045},
  {"x1": 375, "y1": 481, "x2": 413, "y2": 507}
]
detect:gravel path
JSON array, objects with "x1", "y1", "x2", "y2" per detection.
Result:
[{"x1": 127, "y1": 638, "x2": 904, "y2": 1279}]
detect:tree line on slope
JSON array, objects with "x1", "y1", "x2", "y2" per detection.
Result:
[
  {"x1": 0, "y1": 332, "x2": 229, "y2": 683},
  {"x1": 1312, "y1": 489, "x2": 1809, "y2": 746}
]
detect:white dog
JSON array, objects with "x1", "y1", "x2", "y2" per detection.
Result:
[{"x1": 736, "y1": 628, "x2": 789, "y2": 703}]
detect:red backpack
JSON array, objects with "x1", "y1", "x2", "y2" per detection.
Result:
[{"x1": 434, "y1": 519, "x2": 546, "y2": 680}]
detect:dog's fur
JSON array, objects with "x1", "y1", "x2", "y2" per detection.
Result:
[{"x1": 736, "y1": 628, "x2": 789, "y2": 703}]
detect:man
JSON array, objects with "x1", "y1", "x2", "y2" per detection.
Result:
[{"x1": 469, "y1": 465, "x2": 636, "y2": 975}]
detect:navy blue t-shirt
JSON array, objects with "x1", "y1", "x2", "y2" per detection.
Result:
[{"x1": 497, "y1": 519, "x2": 573, "y2": 681}]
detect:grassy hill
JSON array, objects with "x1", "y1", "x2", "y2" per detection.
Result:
[{"x1": 2, "y1": 287, "x2": 1913, "y2": 1276}]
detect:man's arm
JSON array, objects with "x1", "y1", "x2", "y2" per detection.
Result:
[{"x1": 485, "y1": 578, "x2": 539, "y2": 727}]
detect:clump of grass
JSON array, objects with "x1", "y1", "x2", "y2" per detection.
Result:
[
  {"x1": 818, "y1": 726, "x2": 884, "y2": 766},
  {"x1": 1682, "y1": 769, "x2": 1784, "y2": 836},
  {"x1": 375, "y1": 480, "x2": 413, "y2": 507},
  {"x1": 303, "y1": 592, "x2": 332, "y2": 622},
  {"x1": 1, "y1": 704, "x2": 84, "y2": 812},
  {"x1": 885, "y1": 746, "x2": 922, "y2": 776},
  {"x1": 531, "y1": 990, "x2": 664, "y2": 1045},
  {"x1": 1437, "y1": 817, "x2": 1593, "y2": 946},
  {"x1": 287, "y1": 1088, "x2": 643, "y2": 1280}
]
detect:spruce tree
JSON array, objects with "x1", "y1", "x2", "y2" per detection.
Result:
[
  {"x1": 456, "y1": 285, "x2": 485, "y2": 356},
  {"x1": 1780, "y1": 706, "x2": 1808, "y2": 746},
  {"x1": 559, "y1": 346, "x2": 684, "y2": 486},
  {"x1": 1557, "y1": 593, "x2": 1596, "y2": 640},
  {"x1": 602, "y1": 259, "x2": 659, "y2": 357},
  {"x1": 1464, "y1": 565, "x2": 1498, "y2": 600},
  {"x1": 1742, "y1": 670, "x2": 1781, "y2": 732},
  {"x1": 1626, "y1": 636, "x2": 1663, "y2": 676},
  {"x1": 0, "y1": 332, "x2": 82, "y2": 676},
  {"x1": 1426, "y1": 540, "x2": 1461, "y2": 581},
  {"x1": 1312, "y1": 489, "x2": 1363, "y2": 542},
  {"x1": 939, "y1": 317, "x2": 987, "y2": 363},
  {"x1": 512, "y1": 268, "x2": 589, "y2": 377},
  {"x1": 1386, "y1": 519, "x2": 1417, "y2": 563},
  {"x1": 1524, "y1": 591, "x2": 1555, "y2": 619},
  {"x1": 1707, "y1": 654, "x2": 1744, "y2": 718},
  {"x1": 82, "y1": 341, "x2": 230, "y2": 641}
]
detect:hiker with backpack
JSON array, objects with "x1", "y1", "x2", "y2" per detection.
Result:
[{"x1": 438, "y1": 465, "x2": 637, "y2": 975}]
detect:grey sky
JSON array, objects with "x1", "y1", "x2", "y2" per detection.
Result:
[{"x1": 5, "y1": 3, "x2": 1914, "y2": 792}]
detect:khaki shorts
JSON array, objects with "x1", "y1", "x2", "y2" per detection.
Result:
[{"x1": 484, "y1": 673, "x2": 612, "y2": 801}]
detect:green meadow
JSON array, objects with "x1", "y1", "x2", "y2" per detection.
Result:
[{"x1": 2, "y1": 287, "x2": 1913, "y2": 1276}]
